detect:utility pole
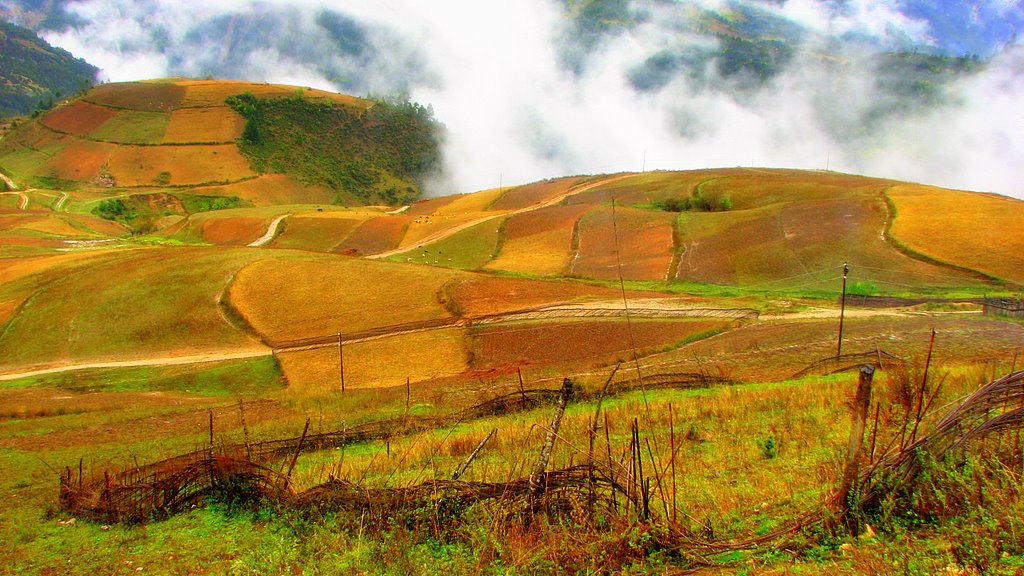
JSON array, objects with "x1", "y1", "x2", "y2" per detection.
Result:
[
  {"x1": 338, "y1": 332, "x2": 346, "y2": 393},
  {"x1": 837, "y1": 262, "x2": 849, "y2": 358}
]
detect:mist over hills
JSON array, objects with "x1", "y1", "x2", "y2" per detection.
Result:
[{"x1": 2, "y1": 0, "x2": 1023, "y2": 198}]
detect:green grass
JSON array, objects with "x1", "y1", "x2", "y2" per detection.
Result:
[
  {"x1": 0, "y1": 356, "x2": 284, "y2": 396},
  {"x1": 86, "y1": 110, "x2": 169, "y2": 144},
  {"x1": 387, "y1": 217, "x2": 505, "y2": 270}
]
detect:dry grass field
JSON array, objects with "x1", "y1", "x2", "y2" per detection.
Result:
[
  {"x1": 163, "y1": 107, "x2": 245, "y2": 143},
  {"x1": 267, "y1": 211, "x2": 375, "y2": 252},
  {"x1": 486, "y1": 204, "x2": 591, "y2": 275},
  {"x1": 275, "y1": 328, "x2": 469, "y2": 390},
  {"x1": 335, "y1": 214, "x2": 411, "y2": 255},
  {"x1": 106, "y1": 144, "x2": 255, "y2": 186},
  {"x1": 87, "y1": 110, "x2": 169, "y2": 144},
  {"x1": 487, "y1": 176, "x2": 587, "y2": 211},
  {"x1": 227, "y1": 256, "x2": 466, "y2": 342},
  {"x1": 39, "y1": 139, "x2": 117, "y2": 182},
  {"x1": 177, "y1": 80, "x2": 373, "y2": 110},
  {"x1": 887, "y1": 184, "x2": 1024, "y2": 285},
  {"x1": 0, "y1": 247, "x2": 272, "y2": 372},
  {"x1": 189, "y1": 174, "x2": 334, "y2": 206},
  {"x1": 396, "y1": 187, "x2": 506, "y2": 248}
]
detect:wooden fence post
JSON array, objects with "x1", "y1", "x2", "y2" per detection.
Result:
[
  {"x1": 529, "y1": 378, "x2": 574, "y2": 499},
  {"x1": 838, "y1": 364, "x2": 874, "y2": 531}
]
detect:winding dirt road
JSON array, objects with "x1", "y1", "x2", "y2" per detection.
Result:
[
  {"x1": 248, "y1": 214, "x2": 289, "y2": 247},
  {"x1": 0, "y1": 349, "x2": 273, "y2": 382},
  {"x1": 368, "y1": 173, "x2": 635, "y2": 259}
]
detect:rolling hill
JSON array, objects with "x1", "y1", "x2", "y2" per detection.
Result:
[{"x1": 3, "y1": 77, "x2": 1024, "y2": 576}]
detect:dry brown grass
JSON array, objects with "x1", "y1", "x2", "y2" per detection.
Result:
[
  {"x1": 267, "y1": 211, "x2": 375, "y2": 252},
  {"x1": 177, "y1": 80, "x2": 373, "y2": 110},
  {"x1": 199, "y1": 216, "x2": 269, "y2": 246},
  {"x1": 486, "y1": 204, "x2": 591, "y2": 275},
  {"x1": 106, "y1": 144, "x2": 255, "y2": 185},
  {"x1": 335, "y1": 215, "x2": 411, "y2": 256},
  {"x1": 397, "y1": 187, "x2": 506, "y2": 248},
  {"x1": 163, "y1": 107, "x2": 245, "y2": 143},
  {"x1": 888, "y1": 185, "x2": 1024, "y2": 284},
  {"x1": 274, "y1": 328, "x2": 469, "y2": 390},
  {"x1": 488, "y1": 177, "x2": 588, "y2": 211},
  {"x1": 189, "y1": 174, "x2": 334, "y2": 206},
  {"x1": 228, "y1": 257, "x2": 466, "y2": 342},
  {"x1": 446, "y1": 276, "x2": 667, "y2": 316}
]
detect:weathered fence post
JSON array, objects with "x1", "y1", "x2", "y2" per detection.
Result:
[
  {"x1": 528, "y1": 378, "x2": 574, "y2": 502},
  {"x1": 838, "y1": 364, "x2": 874, "y2": 531},
  {"x1": 452, "y1": 428, "x2": 497, "y2": 481}
]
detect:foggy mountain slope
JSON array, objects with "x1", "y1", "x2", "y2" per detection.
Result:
[{"x1": 4, "y1": 0, "x2": 1022, "y2": 198}]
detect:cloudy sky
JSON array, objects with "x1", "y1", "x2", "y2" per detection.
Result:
[{"x1": 34, "y1": 0, "x2": 1024, "y2": 198}]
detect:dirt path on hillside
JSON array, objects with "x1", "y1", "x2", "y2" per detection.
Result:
[
  {"x1": 0, "y1": 348, "x2": 273, "y2": 382},
  {"x1": 248, "y1": 214, "x2": 289, "y2": 247},
  {"x1": 0, "y1": 171, "x2": 18, "y2": 190},
  {"x1": 0, "y1": 191, "x2": 29, "y2": 210},
  {"x1": 368, "y1": 173, "x2": 635, "y2": 259},
  {"x1": 53, "y1": 191, "x2": 69, "y2": 211}
]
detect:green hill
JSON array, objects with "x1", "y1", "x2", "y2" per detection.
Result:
[{"x1": 0, "y1": 20, "x2": 97, "y2": 117}]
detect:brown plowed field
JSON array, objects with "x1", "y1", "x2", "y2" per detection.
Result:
[
  {"x1": 84, "y1": 81, "x2": 186, "y2": 111},
  {"x1": 471, "y1": 318, "x2": 728, "y2": 371},
  {"x1": 486, "y1": 204, "x2": 591, "y2": 275},
  {"x1": 189, "y1": 174, "x2": 334, "y2": 206},
  {"x1": 40, "y1": 100, "x2": 118, "y2": 136},
  {"x1": 488, "y1": 177, "x2": 587, "y2": 211},
  {"x1": 107, "y1": 144, "x2": 254, "y2": 185},
  {"x1": 41, "y1": 140, "x2": 117, "y2": 181},
  {"x1": 163, "y1": 107, "x2": 245, "y2": 143},
  {"x1": 447, "y1": 276, "x2": 667, "y2": 317},
  {"x1": 572, "y1": 206, "x2": 675, "y2": 281},
  {"x1": 200, "y1": 216, "x2": 268, "y2": 246},
  {"x1": 335, "y1": 215, "x2": 410, "y2": 255}
]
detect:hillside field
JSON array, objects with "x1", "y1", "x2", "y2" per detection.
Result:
[{"x1": 1, "y1": 80, "x2": 1023, "y2": 576}]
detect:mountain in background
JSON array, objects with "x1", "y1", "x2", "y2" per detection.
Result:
[{"x1": 0, "y1": 20, "x2": 96, "y2": 117}]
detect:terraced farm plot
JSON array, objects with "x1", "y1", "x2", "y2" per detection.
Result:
[
  {"x1": 397, "y1": 187, "x2": 506, "y2": 248},
  {"x1": 486, "y1": 203, "x2": 591, "y2": 275},
  {"x1": 446, "y1": 276, "x2": 671, "y2": 316},
  {"x1": 83, "y1": 81, "x2": 186, "y2": 111},
  {"x1": 335, "y1": 214, "x2": 410, "y2": 256},
  {"x1": 163, "y1": 107, "x2": 245, "y2": 143},
  {"x1": 887, "y1": 185, "x2": 1024, "y2": 285},
  {"x1": 0, "y1": 247, "x2": 269, "y2": 371},
  {"x1": 275, "y1": 328, "x2": 468, "y2": 390},
  {"x1": 228, "y1": 256, "x2": 470, "y2": 343},
  {"x1": 572, "y1": 205, "x2": 676, "y2": 281},
  {"x1": 566, "y1": 171, "x2": 705, "y2": 206},
  {"x1": 39, "y1": 100, "x2": 118, "y2": 136},
  {"x1": 470, "y1": 318, "x2": 729, "y2": 371},
  {"x1": 40, "y1": 139, "x2": 118, "y2": 182},
  {"x1": 199, "y1": 215, "x2": 270, "y2": 246},
  {"x1": 88, "y1": 110, "x2": 169, "y2": 144},
  {"x1": 107, "y1": 144, "x2": 255, "y2": 186},
  {"x1": 178, "y1": 80, "x2": 373, "y2": 109},
  {"x1": 392, "y1": 217, "x2": 503, "y2": 270},
  {"x1": 267, "y1": 211, "x2": 373, "y2": 252},
  {"x1": 404, "y1": 195, "x2": 459, "y2": 217},
  {"x1": 190, "y1": 174, "x2": 334, "y2": 206},
  {"x1": 487, "y1": 176, "x2": 587, "y2": 210},
  {"x1": 674, "y1": 193, "x2": 982, "y2": 289}
]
